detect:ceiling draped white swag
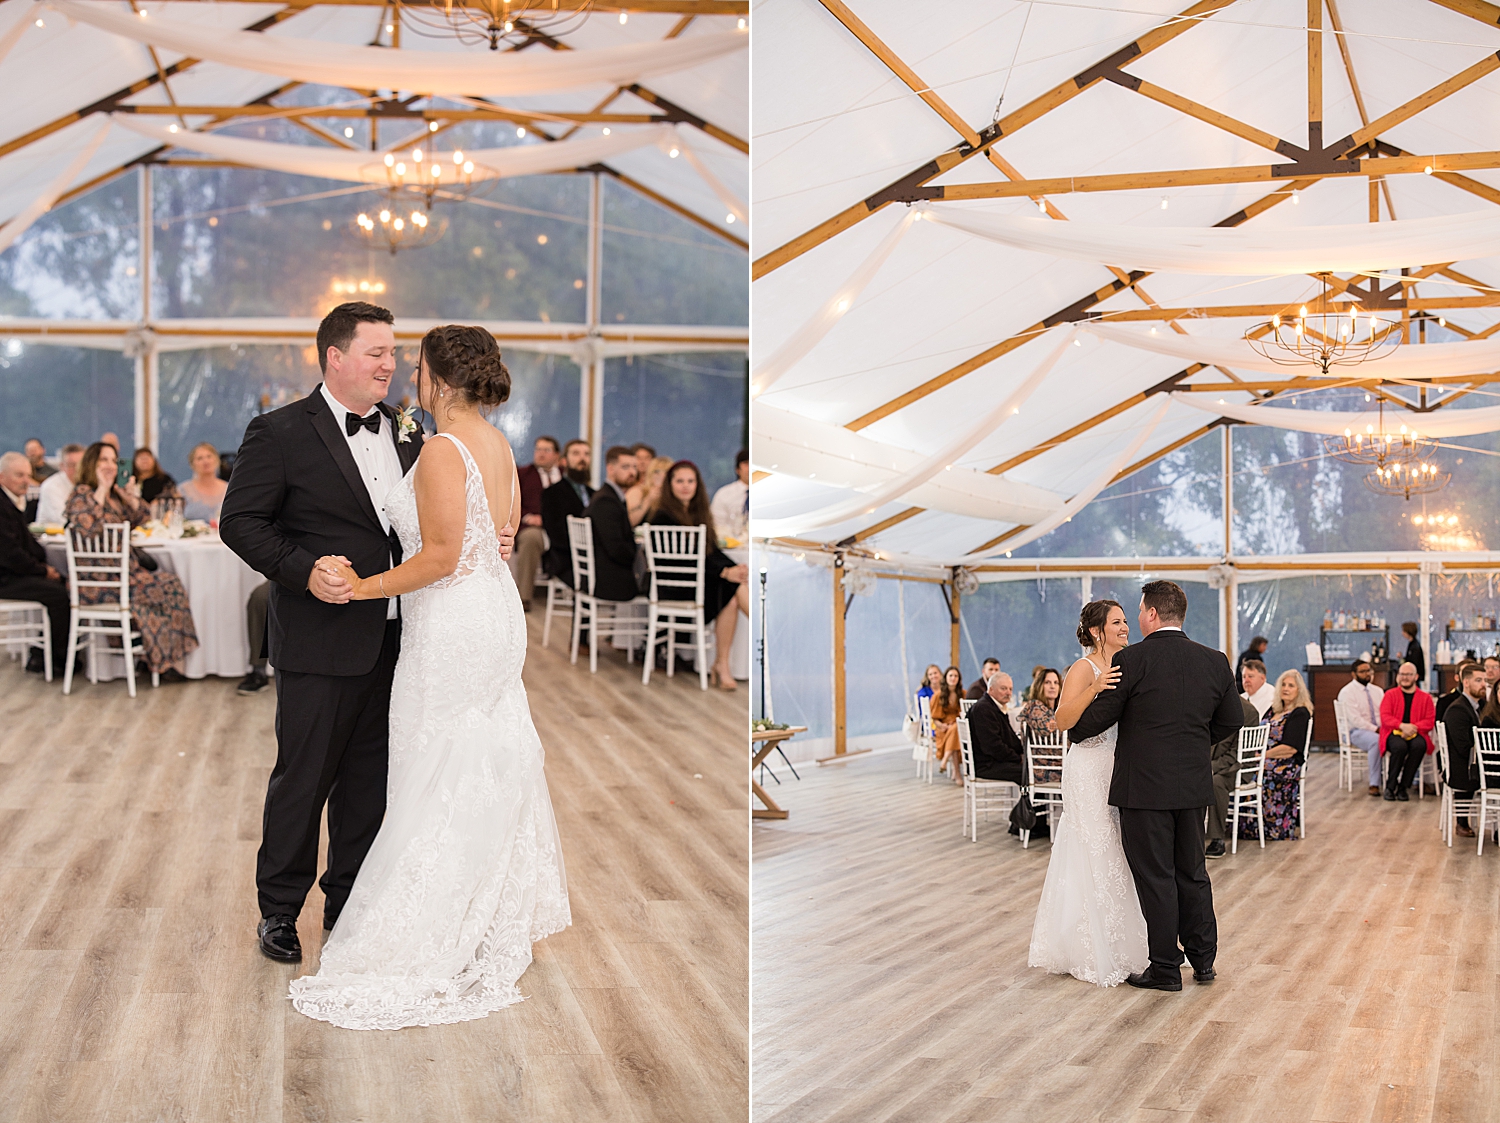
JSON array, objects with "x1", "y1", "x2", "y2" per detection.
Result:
[
  {"x1": 1085, "y1": 323, "x2": 1500, "y2": 379},
  {"x1": 113, "y1": 115, "x2": 676, "y2": 184},
  {"x1": 920, "y1": 204, "x2": 1500, "y2": 275},
  {"x1": 50, "y1": 0, "x2": 746, "y2": 98},
  {"x1": 1172, "y1": 394, "x2": 1500, "y2": 438}
]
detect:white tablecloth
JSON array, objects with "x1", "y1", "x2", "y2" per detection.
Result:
[{"x1": 46, "y1": 536, "x2": 263, "y2": 680}]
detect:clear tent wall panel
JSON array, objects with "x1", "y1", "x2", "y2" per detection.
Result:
[
  {"x1": 150, "y1": 165, "x2": 589, "y2": 321},
  {"x1": 1010, "y1": 430, "x2": 1225, "y2": 559},
  {"x1": 482, "y1": 352, "x2": 583, "y2": 462},
  {"x1": 1237, "y1": 575, "x2": 1421, "y2": 687},
  {"x1": 0, "y1": 344, "x2": 134, "y2": 455},
  {"x1": 756, "y1": 548, "x2": 835, "y2": 739},
  {"x1": 599, "y1": 176, "x2": 747, "y2": 328},
  {"x1": 0, "y1": 172, "x2": 139, "y2": 320},
  {"x1": 602, "y1": 352, "x2": 746, "y2": 491}
]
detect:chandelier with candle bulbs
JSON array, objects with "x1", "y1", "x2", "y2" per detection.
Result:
[
  {"x1": 1244, "y1": 272, "x2": 1401, "y2": 375},
  {"x1": 1322, "y1": 399, "x2": 1436, "y2": 469},
  {"x1": 392, "y1": 0, "x2": 600, "y2": 51},
  {"x1": 351, "y1": 145, "x2": 490, "y2": 254},
  {"x1": 1364, "y1": 459, "x2": 1450, "y2": 501}
]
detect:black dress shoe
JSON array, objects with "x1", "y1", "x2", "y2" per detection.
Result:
[
  {"x1": 1205, "y1": 839, "x2": 1226, "y2": 859},
  {"x1": 1396, "y1": 787, "x2": 1410, "y2": 802},
  {"x1": 1383, "y1": 788, "x2": 1397, "y2": 801},
  {"x1": 237, "y1": 668, "x2": 269, "y2": 695},
  {"x1": 257, "y1": 915, "x2": 302, "y2": 962},
  {"x1": 1126, "y1": 968, "x2": 1183, "y2": 992},
  {"x1": 1192, "y1": 967, "x2": 1216, "y2": 983},
  {"x1": 24, "y1": 650, "x2": 44, "y2": 674}
]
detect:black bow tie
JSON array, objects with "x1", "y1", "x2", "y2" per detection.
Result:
[{"x1": 346, "y1": 411, "x2": 381, "y2": 437}]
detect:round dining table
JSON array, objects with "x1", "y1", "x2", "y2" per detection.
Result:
[{"x1": 45, "y1": 534, "x2": 264, "y2": 680}]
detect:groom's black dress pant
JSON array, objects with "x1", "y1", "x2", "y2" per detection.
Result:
[
  {"x1": 1118, "y1": 806, "x2": 1217, "y2": 974},
  {"x1": 257, "y1": 619, "x2": 400, "y2": 924}
]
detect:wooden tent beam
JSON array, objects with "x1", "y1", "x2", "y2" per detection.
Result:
[
  {"x1": 751, "y1": 0, "x2": 1236, "y2": 280},
  {"x1": 940, "y1": 149, "x2": 1500, "y2": 201},
  {"x1": 1346, "y1": 52, "x2": 1500, "y2": 152},
  {"x1": 1096, "y1": 293, "x2": 1500, "y2": 320},
  {"x1": 817, "y1": 0, "x2": 978, "y2": 146}
]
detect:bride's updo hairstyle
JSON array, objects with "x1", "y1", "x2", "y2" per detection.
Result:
[
  {"x1": 1077, "y1": 598, "x2": 1123, "y2": 651},
  {"x1": 419, "y1": 325, "x2": 511, "y2": 408}
]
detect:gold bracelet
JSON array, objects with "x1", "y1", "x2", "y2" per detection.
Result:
[{"x1": 379, "y1": 573, "x2": 388, "y2": 599}]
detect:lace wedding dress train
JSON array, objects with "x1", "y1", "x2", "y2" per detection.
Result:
[
  {"x1": 290, "y1": 432, "x2": 571, "y2": 1030},
  {"x1": 1028, "y1": 662, "x2": 1148, "y2": 987}
]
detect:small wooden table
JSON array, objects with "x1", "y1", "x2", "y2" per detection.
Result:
[{"x1": 752, "y1": 726, "x2": 805, "y2": 820}]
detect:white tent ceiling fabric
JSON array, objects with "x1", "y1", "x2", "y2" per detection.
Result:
[
  {"x1": 0, "y1": 2, "x2": 747, "y2": 232},
  {"x1": 112, "y1": 114, "x2": 678, "y2": 184},
  {"x1": 1171, "y1": 393, "x2": 1500, "y2": 437},
  {"x1": 750, "y1": 0, "x2": 1500, "y2": 564},
  {"x1": 921, "y1": 205, "x2": 1500, "y2": 277},
  {"x1": 51, "y1": 0, "x2": 747, "y2": 99}
]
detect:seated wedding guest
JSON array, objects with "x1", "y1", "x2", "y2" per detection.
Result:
[
  {"x1": 1378, "y1": 660, "x2": 1435, "y2": 801},
  {"x1": 36, "y1": 444, "x2": 84, "y2": 527},
  {"x1": 966, "y1": 657, "x2": 1001, "y2": 700},
  {"x1": 631, "y1": 442, "x2": 656, "y2": 482},
  {"x1": 1441, "y1": 664, "x2": 1489, "y2": 838},
  {"x1": 100, "y1": 431, "x2": 120, "y2": 451},
  {"x1": 1022, "y1": 664, "x2": 1045, "y2": 702},
  {"x1": 1338, "y1": 659, "x2": 1387, "y2": 796},
  {"x1": 1236, "y1": 669, "x2": 1312, "y2": 842},
  {"x1": 709, "y1": 450, "x2": 749, "y2": 545},
  {"x1": 238, "y1": 581, "x2": 271, "y2": 695},
  {"x1": 927, "y1": 665, "x2": 965, "y2": 782},
  {"x1": 1400, "y1": 621, "x2": 1425, "y2": 683},
  {"x1": 627, "y1": 455, "x2": 671, "y2": 527},
  {"x1": 584, "y1": 446, "x2": 642, "y2": 603},
  {"x1": 1205, "y1": 696, "x2": 1263, "y2": 857},
  {"x1": 542, "y1": 439, "x2": 593, "y2": 587},
  {"x1": 1484, "y1": 655, "x2": 1500, "y2": 698},
  {"x1": 1020, "y1": 666, "x2": 1062, "y2": 738},
  {"x1": 24, "y1": 438, "x2": 55, "y2": 481},
  {"x1": 0, "y1": 451, "x2": 68, "y2": 675},
  {"x1": 1434, "y1": 661, "x2": 1477, "y2": 722},
  {"x1": 65, "y1": 441, "x2": 199, "y2": 678},
  {"x1": 178, "y1": 443, "x2": 228, "y2": 522},
  {"x1": 647, "y1": 460, "x2": 750, "y2": 691},
  {"x1": 966, "y1": 671, "x2": 1026, "y2": 785},
  {"x1": 916, "y1": 663, "x2": 942, "y2": 705},
  {"x1": 1, "y1": 451, "x2": 38, "y2": 521},
  {"x1": 512, "y1": 435, "x2": 561, "y2": 611},
  {"x1": 129, "y1": 447, "x2": 178, "y2": 504},
  {"x1": 1235, "y1": 635, "x2": 1268, "y2": 692},
  {"x1": 1240, "y1": 659, "x2": 1275, "y2": 717}
]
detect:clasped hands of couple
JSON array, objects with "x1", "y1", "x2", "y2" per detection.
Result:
[{"x1": 306, "y1": 527, "x2": 514, "y2": 604}]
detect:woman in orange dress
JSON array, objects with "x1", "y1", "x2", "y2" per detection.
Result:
[{"x1": 931, "y1": 665, "x2": 965, "y2": 783}]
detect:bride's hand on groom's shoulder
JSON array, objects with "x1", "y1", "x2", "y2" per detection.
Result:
[
  {"x1": 309, "y1": 555, "x2": 355, "y2": 604},
  {"x1": 1097, "y1": 666, "x2": 1122, "y2": 693}
]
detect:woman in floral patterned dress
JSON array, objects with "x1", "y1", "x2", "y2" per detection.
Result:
[
  {"x1": 1239, "y1": 669, "x2": 1311, "y2": 841},
  {"x1": 65, "y1": 441, "x2": 199, "y2": 676}
]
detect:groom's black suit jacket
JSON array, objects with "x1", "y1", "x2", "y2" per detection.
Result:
[
  {"x1": 1070, "y1": 629, "x2": 1243, "y2": 810},
  {"x1": 220, "y1": 386, "x2": 422, "y2": 677}
]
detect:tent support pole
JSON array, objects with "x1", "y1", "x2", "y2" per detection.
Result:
[
  {"x1": 817, "y1": 553, "x2": 868, "y2": 765},
  {"x1": 1222, "y1": 424, "x2": 1235, "y2": 658},
  {"x1": 1420, "y1": 566, "x2": 1434, "y2": 691},
  {"x1": 134, "y1": 165, "x2": 155, "y2": 451},
  {"x1": 584, "y1": 172, "x2": 604, "y2": 489}
]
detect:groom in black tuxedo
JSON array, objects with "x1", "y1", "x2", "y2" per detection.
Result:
[
  {"x1": 222, "y1": 303, "x2": 461, "y2": 963},
  {"x1": 1070, "y1": 580, "x2": 1243, "y2": 991}
]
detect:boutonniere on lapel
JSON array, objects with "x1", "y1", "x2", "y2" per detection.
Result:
[{"x1": 395, "y1": 406, "x2": 419, "y2": 444}]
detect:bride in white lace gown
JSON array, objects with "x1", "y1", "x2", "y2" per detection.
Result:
[
  {"x1": 1027, "y1": 599, "x2": 1148, "y2": 987},
  {"x1": 290, "y1": 326, "x2": 570, "y2": 1030}
]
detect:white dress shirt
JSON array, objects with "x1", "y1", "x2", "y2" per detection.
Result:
[
  {"x1": 1243, "y1": 681, "x2": 1276, "y2": 718},
  {"x1": 710, "y1": 478, "x2": 748, "y2": 542},
  {"x1": 321, "y1": 383, "x2": 404, "y2": 620},
  {"x1": 1337, "y1": 678, "x2": 1384, "y2": 732},
  {"x1": 535, "y1": 464, "x2": 561, "y2": 488},
  {"x1": 36, "y1": 472, "x2": 73, "y2": 524},
  {"x1": 4, "y1": 485, "x2": 23, "y2": 512}
]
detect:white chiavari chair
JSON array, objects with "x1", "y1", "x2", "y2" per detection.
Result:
[
  {"x1": 915, "y1": 694, "x2": 935, "y2": 784},
  {"x1": 0, "y1": 599, "x2": 50, "y2": 681},
  {"x1": 957, "y1": 716, "x2": 1017, "y2": 842},
  {"x1": 959, "y1": 698, "x2": 977, "y2": 716},
  {"x1": 1475, "y1": 728, "x2": 1500, "y2": 855},
  {"x1": 1229, "y1": 724, "x2": 1270, "y2": 854},
  {"x1": 1334, "y1": 698, "x2": 1362, "y2": 793},
  {"x1": 540, "y1": 574, "x2": 573, "y2": 650},
  {"x1": 565, "y1": 515, "x2": 649, "y2": 674},
  {"x1": 63, "y1": 521, "x2": 157, "y2": 697},
  {"x1": 641, "y1": 524, "x2": 709, "y2": 690},
  {"x1": 1023, "y1": 729, "x2": 1066, "y2": 850}
]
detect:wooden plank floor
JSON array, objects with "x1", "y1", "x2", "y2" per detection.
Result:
[
  {"x1": 0, "y1": 611, "x2": 747, "y2": 1123},
  {"x1": 753, "y1": 750, "x2": 1500, "y2": 1123}
]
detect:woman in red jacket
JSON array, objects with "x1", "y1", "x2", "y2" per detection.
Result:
[{"x1": 1378, "y1": 660, "x2": 1436, "y2": 801}]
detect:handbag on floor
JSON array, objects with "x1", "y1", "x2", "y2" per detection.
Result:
[{"x1": 1009, "y1": 787, "x2": 1038, "y2": 833}]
